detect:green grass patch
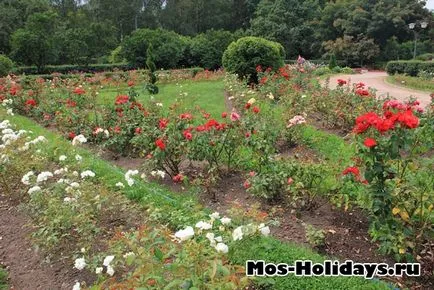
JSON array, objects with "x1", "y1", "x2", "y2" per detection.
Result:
[
  {"x1": 98, "y1": 79, "x2": 226, "y2": 117},
  {"x1": 0, "y1": 110, "x2": 390, "y2": 290},
  {"x1": 0, "y1": 267, "x2": 7, "y2": 290},
  {"x1": 386, "y1": 75, "x2": 434, "y2": 92}
]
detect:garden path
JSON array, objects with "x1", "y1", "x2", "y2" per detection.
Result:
[{"x1": 328, "y1": 71, "x2": 432, "y2": 107}]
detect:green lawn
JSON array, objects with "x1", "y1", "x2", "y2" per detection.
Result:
[
  {"x1": 386, "y1": 75, "x2": 434, "y2": 92},
  {"x1": 98, "y1": 79, "x2": 226, "y2": 117}
]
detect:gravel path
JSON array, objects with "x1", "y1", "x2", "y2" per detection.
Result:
[{"x1": 328, "y1": 71, "x2": 432, "y2": 107}]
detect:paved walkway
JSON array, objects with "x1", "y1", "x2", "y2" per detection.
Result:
[{"x1": 328, "y1": 71, "x2": 432, "y2": 108}]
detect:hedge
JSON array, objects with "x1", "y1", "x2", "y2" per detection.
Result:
[
  {"x1": 385, "y1": 60, "x2": 434, "y2": 76},
  {"x1": 12, "y1": 63, "x2": 136, "y2": 75}
]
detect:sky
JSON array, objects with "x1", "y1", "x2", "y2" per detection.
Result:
[{"x1": 427, "y1": 0, "x2": 434, "y2": 10}]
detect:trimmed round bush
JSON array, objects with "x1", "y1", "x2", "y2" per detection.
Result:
[
  {"x1": 0, "y1": 54, "x2": 14, "y2": 77},
  {"x1": 222, "y1": 37, "x2": 285, "y2": 83},
  {"x1": 121, "y1": 28, "x2": 187, "y2": 69}
]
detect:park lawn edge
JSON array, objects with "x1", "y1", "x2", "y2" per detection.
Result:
[
  {"x1": 0, "y1": 109, "x2": 390, "y2": 290},
  {"x1": 385, "y1": 75, "x2": 434, "y2": 93}
]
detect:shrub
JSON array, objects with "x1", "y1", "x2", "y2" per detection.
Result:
[
  {"x1": 121, "y1": 28, "x2": 187, "y2": 69},
  {"x1": 190, "y1": 30, "x2": 236, "y2": 70},
  {"x1": 145, "y1": 44, "x2": 159, "y2": 94},
  {"x1": 416, "y1": 53, "x2": 434, "y2": 61},
  {"x1": 328, "y1": 53, "x2": 337, "y2": 69},
  {"x1": 108, "y1": 46, "x2": 124, "y2": 63},
  {"x1": 222, "y1": 37, "x2": 285, "y2": 83},
  {"x1": 386, "y1": 60, "x2": 434, "y2": 76},
  {"x1": 0, "y1": 54, "x2": 14, "y2": 77}
]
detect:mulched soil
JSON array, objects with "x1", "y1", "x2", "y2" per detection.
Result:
[{"x1": 0, "y1": 191, "x2": 86, "y2": 290}]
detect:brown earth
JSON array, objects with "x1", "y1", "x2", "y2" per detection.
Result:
[{"x1": 0, "y1": 192, "x2": 82, "y2": 290}]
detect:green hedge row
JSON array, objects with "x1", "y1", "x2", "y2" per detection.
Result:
[
  {"x1": 12, "y1": 63, "x2": 136, "y2": 75},
  {"x1": 385, "y1": 60, "x2": 434, "y2": 76}
]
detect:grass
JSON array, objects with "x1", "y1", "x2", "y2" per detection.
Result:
[
  {"x1": 0, "y1": 268, "x2": 7, "y2": 290},
  {"x1": 0, "y1": 109, "x2": 391, "y2": 290},
  {"x1": 97, "y1": 79, "x2": 226, "y2": 117},
  {"x1": 386, "y1": 75, "x2": 434, "y2": 92}
]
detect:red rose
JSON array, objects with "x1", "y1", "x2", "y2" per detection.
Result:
[
  {"x1": 135, "y1": 127, "x2": 142, "y2": 134},
  {"x1": 256, "y1": 65, "x2": 263, "y2": 73},
  {"x1": 337, "y1": 79, "x2": 347, "y2": 86},
  {"x1": 221, "y1": 112, "x2": 227, "y2": 118},
  {"x1": 155, "y1": 138, "x2": 165, "y2": 150},
  {"x1": 363, "y1": 138, "x2": 377, "y2": 148},
  {"x1": 245, "y1": 132, "x2": 251, "y2": 138},
  {"x1": 183, "y1": 130, "x2": 192, "y2": 140},
  {"x1": 245, "y1": 103, "x2": 251, "y2": 109},
  {"x1": 68, "y1": 132, "x2": 76, "y2": 140},
  {"x1": 127, "y1": 80, "x2": 135, "y2": 87},
  {"x1": 253, "y1": 106, "x2": 260, "y2": 114},
  {"x1": 259, "y1": 77, "x2": 268, "y2": 85},
  {"x1": 115, "y1": 95, "x2": 129, "y2": 105},
  {"x1": 114, "y1": 126, "x2": 121, "y2": 134},
  {"x1": 73, "y1": 87, "x2": 85, "y2": 95},
  {"x1": 287, "y1": 177, "x2": 294, "y2": 185},
  {"x1": 397, "y1": 110, "x2": 419, "y2": 129},
  {"x1": 342, "y1": 166, "x2": 360, "y2": 177},
  {"x1": 25, "y1": 99, "x2": 37, "y2": 107},
  {"x1": 179, "y1": 113, "x2": 193, "y2": 120},
  {"x1": 173, "y1": 174, "x2": 184, "y2": 183},
  {"x1": 159, "y1": 118, "x2": 169, "y2": 130},
  {"x1": 243, "y1": 180, "x2": 251, "y2": 189}
]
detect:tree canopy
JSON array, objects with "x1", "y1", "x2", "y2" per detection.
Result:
[{"x1": 0, "y1": 0, "x2": 432, "y2": 68}]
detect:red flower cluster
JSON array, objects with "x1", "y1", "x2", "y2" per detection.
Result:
[
  {"x1": 25, "y1": 99, "x2": 37, "y2": 107},
  {"x1": 355, "y1": 89, "x2": 370, "y2": 97},
  {"x1": 9, "y1": 85, "x2": 19, "y2": 96},
  {"x1": 65, "y1": 98, "x2": 77, "y2": 108},
  {"x1": 363, "y1": 138, "x2": 377, "y2": 148},
  {"x1": 355, "y1": 82, "x2": 365, "y2": 89},
  {"x1": 183, "y1": 129, "x2": 193, "y2": 140},
  {"x1": 68, "y1": 132, "x2": 76, "y2": 140},
  {"x1": 159, "y1": 118, "x2": 169, "y2": 130},
  {"x1": 279, "y1": 67, "x2": 290, "y2": 80},
  {"x1": 73, "y1": 87, "x2": 85, "y2": 95},
  {"x1": 337, "y1": 79, "x2": 347, "y2": 86},
  {"x1": 179, "y1": 113, "x2": 193, "y2": 120},
  {"x1": 155, "y1": 138, "x2": 166, "y2": 150},
  {"x1": 342, "y1": 166, "x2": 360, "y2": 177},
  {"x1": 353, "y1": 106, "x2": 419, "y2": 134},
  {"x1": 115, "y1": 95, "x2": 129, "y2": 105},
  {"x1": 172, "y1": 173, "x2": 185, "y2": 183},
  {"x1": 259, "y1": 77, "x2": 268, "y2": 85}
]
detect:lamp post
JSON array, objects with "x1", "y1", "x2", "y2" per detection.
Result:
[{"x1": 408, "y1": 21, "x2": 428, "y2": 59}]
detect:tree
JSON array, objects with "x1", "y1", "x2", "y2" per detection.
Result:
[
  {"x1": 249, "y1": 0, "x2": 321, "y2": 59},
  {"x1": 323, "y1": 35, "x2": 380, "y2": 67},
  {"x1": 189, "y1": 30, "x2": 237, "y2": 69},
  {"x1": 10, "y1": 11, "x2": 59, "y2": 70}
]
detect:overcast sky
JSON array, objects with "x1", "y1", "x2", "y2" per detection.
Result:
[{"x1": 426, "y1": 0, "x2": 434, "y2": 10}]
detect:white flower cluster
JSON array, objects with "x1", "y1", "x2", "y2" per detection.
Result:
[
  {"x1": 36, "y1": 171, "x2": 53, "y2": 183},
  {"x1": 21, "y1": 171, "x2": 34, "y2": 185},
  {"x1": 72, "y1": 134, "x2": 87, "y2": 146},
  {"x1": 173, "y1": 211, "x2": 270, "y2": 255},
  {"x1": 151, "y1": 170, "x2": 166, "y2": 179},
  {"x1": 125, "y1": 169, "x2": 139, "y2": 186},
  {"x1": 81, "y1": 170, "x2": 95, "y2": 179},
  {"x1": 94, "y1": 255, "x2": 115, "y2": 276}
]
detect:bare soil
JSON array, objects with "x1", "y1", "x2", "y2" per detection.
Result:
[{"x1": 0, "y1": 192, "x2": 83, "y2": 290}]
